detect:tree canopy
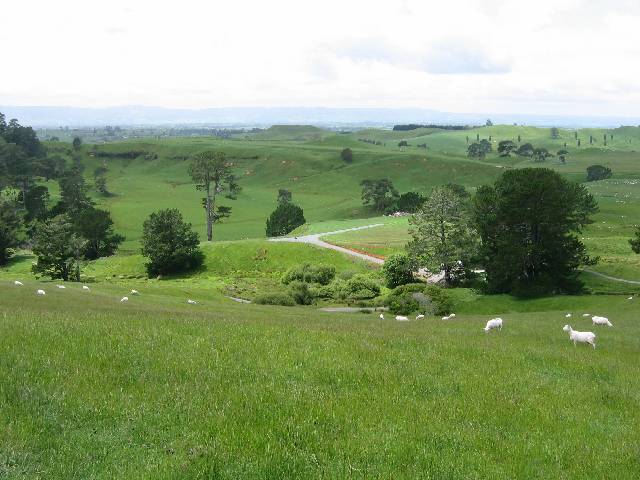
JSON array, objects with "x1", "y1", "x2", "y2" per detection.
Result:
[
  {"x1": 360, "y1": 179, "x2": 399, "y2": 213},
  {"x1": 586, "y1": 164, "x2": 612, "y2": 182}
]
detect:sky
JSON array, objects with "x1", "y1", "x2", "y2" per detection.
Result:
[{"x1": 2, "y1": 0, "x2": 640, "y2": 116}]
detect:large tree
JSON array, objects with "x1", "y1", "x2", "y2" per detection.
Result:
[
  {"x1": 586, "y1": 164, "x2": 612, "y2": 182},
  {"x1": 473, "y1": 168, "x2": 598, "y2": 295},
  {"x1": 467, "y1": 139, "x2": 492, "y2": 159},
  {"x1": 0, "y1": 198, "x2": 22, "y2": 265},
  {"x1": 74, "y1": 207, "x2": 125, "y2": 260},
  {"x1": 407, "y1": 186, "x2": 478, "y2": 286},
  {"x1": 32, "y1": 215, "x2": 85, "y2": 281},
  {"x1": 497, "y1": 140, "x2": 517, "y2": 157},
  {"x1": 630, "y1": 226, "x2": 640, "y2": 254},
  {"x1": 266, "y1": 201, "x2": 306, "y2": 237},
  {"x1": 360, "y1": 179, "x2": 399, "y2": 213},
  {"x1": 188, "y1": 151, "x2": 240, "y2": 241}
]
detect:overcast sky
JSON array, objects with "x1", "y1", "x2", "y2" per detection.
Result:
[{"x1": 2, "y1": 0, "x2": 639, "y2": 116}]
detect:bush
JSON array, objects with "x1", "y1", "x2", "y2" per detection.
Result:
[
  {"x1": 397, "y1": 192, "x2": 425, "y2": 213},
  {"x1": 265, "y1": 202, "x2": 305, "y2": 237},
  {"x1": 282, "y1": 263, "x2": 336, "y2": 285},
  {"x1": 340, "y1": 148, "x2": 353, "y2": 163},
  {"x1": 424, "y1": 285, "x2": 454, "y2": 316},
  {"x1": 141, "y1": 209, "x2": 204, "y2": 277},
  {"x1": 254, "y1": 292, "x2": 296, "y2": 306},
  {"x1": 385, "y1": 283, "x2": 454, "y2": 316},
  {"x1": 586, "y1": 164, "x2": 612, "y2": 182},
  {"x1": 382, "y1": 252, "x2": 415, "y2": 288},
  {"x1": 341, "y1": 274, "x2": 381, "y2": 301},
  {"x1": 288, "y1": 281, "x2": 315, "y2": 305}
]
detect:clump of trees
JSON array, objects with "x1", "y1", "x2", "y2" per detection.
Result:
[
  {"x1": 141, "y1": 208, "x2": 204, "y2": 277},
  {"x1": 31, "y1": 216, "x2": 85, "y2": 281},
  {"x1": 189, "y1": 151, "x2": 240, "y2": 242},
  {"x1": 382, "y1": 252, "x2": 415, "y2": 288},
  {"x1": 360, "y1": 179, "x2": 399, "y2": 213},
  {"x1": 630, "y1": 227, "x2": 640, "y2": 254},
  {"x1": 265, "y1": 190, "x2": 305, "y2": 237},
  {"x1": 497, "y1": 140, "x2": 517, "y2": 157},
  {"x1": 0, "y1": 198, "x2": 22, "y2": 265},
  {"x1": 586, "y1": 165, "x2": 612, "y2": 182},
  {"x1": 397, "y1": 191, "x2": 425, "y2": 213},
  {"x1": 340, "y1": 148, "x2": 353, "y2": 163},
  {"x1": 467, "y1": 139, "x2": 492, "y2": 159}
]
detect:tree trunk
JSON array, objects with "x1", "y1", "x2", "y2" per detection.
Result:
[{"x1": 206, "y1": 181, "x2": 213, "y2": 241}]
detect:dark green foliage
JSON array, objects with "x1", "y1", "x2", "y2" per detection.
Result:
[
  {"x1": 629, "y1": 226, "x2": 640, "y2": 254},
  {"x1": 467, "y1": 139, "x2": 492, "y2": 159},
  {"x1": 94, "y1": 166, "x2": 109, "y2": 195},
  {"x1": 586, "y1": 164, "x2": 612, "y2": 182},
  {"x1": 254, "y1": 292, "x2": 296, "y2": 306},
  {"x1": 22, "y1": 185, "x2": 49, "y2": 221},
  {"x1": 288, "y1": 281, "x2": 315, "y2": 305},
  {"x1": 31, "y1": 215, "x2": 85, "y2": 281},
  {"x1": 385, "y1": 283, "x2": 453, "y2": 316},
  {"x1": 445, "y1": 183, "x2": 470, "y2": 199},
  {"x1": 497, "y1": 140, "x2": 517, "y2": 157},
  {"x1": 265, "y1": 202, "x2": 305, "y2": 237},
  {"x1": 72, "y1": 136, "x2": 82, "y2": 150},
  {"x1": 424, "y1": 285, "x2": 455, "y2": 316},
  {"x1": 485, "y1": 119, "x2": 493, "y2": 126},
  {"x1": 282, "y1": 263, "x2": 336, "y2": 285},
  {"x1": 557, "y1": 149, "x2": 569, "y2": 163},
  {"x1": 0, "y1": 199, "x2": 22, "y2": 265},
  {"x1": 141, "y1": 209, "x2": 204, "y2": 277},
  {"x1": 473, "y1": 168, "x2": 598, "y2": 295},
  {"x1": 397, "y1": 191, "x2": 425, "y2": 213},
  {"x1": 341, "y1": 274, "x2": 380, "y2": 300},
  {"x1": 74, "y1": 207, "x2": 125, "y2": 260},
  {"x1": 550, "y1": 127, "x2": 560, "y2": 139},
  {"x1": 398, "y1": 140, "x2": 408, "y2": 148},
  {"x1": 360, "y1": 179, "x2": 399, "y2": 213},
  {"x1": 382, "y1": 252, "x2": 415, "y2": 288},
  {"x1": 516, "y1": 143, "x2": 534, "y2": 157},
  {"x1": 340, "y1": 148, "x2": 353, "y2": 163},
  {"x1": 277, "y1": 189, "x2": 292, "y2": 204},
  {"x1": 55, "y1": 170, "x2": 93, "y2": 215},
  {"x1": 532, "y1": 148, "x2": 552, "y2": 162}
]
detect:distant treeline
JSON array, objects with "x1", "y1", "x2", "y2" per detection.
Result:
[
  {"x1": 90, "y1": 150, "x2": 157, "y2": 160},
  {"x1": 392, "y1": 124, "x2": 471, "y2": 131}
]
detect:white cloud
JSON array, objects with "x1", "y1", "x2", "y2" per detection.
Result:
[{"x1": 1, "y1": 0, "x2": 639, "y2": 116}]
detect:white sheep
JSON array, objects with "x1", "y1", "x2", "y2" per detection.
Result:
[
  {"x1": 120, "y1": 296, "x2": 129, "y2": 303},
  {"x1": 395, "y1": 315, "x2": 409, "y2": 321},
  {"x1": 565, "y1": 313, "x2": 571, "y2": 318},
  {"x1": 628, "y1": 296, "x2": 634, "y2": 300},
  {"x1": 36, "y1": 289, "x2": 46, "y2": 295},
  {"x1": 130, "y1": 289, "x2": 139, "y2": 295},
  {"x1": 14, "y1": 280, "x2": 23, "y2": 286},
  {"x1": 187, "y1": 299, "x2": 198, "y2": 305},
  {"x1": 379, "y1": 313, "x2": 384, "y2": 320},
  {"x1": 441, "y1": 313, "x2": 456, "y2": 320},
  {"x1": 82, "y1": 285, "x2": 90, "y2": 291},
  {"x1": 563, "y1": 325, "x2": 596, "y2": 348},
  {"x1": 484, "y1": 317, "x2": 503, "y2": 332},
  {"x1": 592, "y1": 316, "x2": 613, "y2": 327},
  {"x1": 582, "y1": 313, "x2": 591, "y2": 317},
  {"x1": 416, "y1": 314, "x2": 425, "y2": 320},
  {"x1": 57, "y1": 285, "x2": 66, "y2": 289}
]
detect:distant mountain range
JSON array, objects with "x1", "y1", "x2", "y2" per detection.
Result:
[{"x1": 1, "y1": 105, "x2": 638, "y2": 128}]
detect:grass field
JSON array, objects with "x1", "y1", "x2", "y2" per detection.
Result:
[{"x1": 2, "y1": 281, "x2": 639, "y2": 479}]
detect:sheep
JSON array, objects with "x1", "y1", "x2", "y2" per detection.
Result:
[
  {"x1": 441, "y1": 313, "x2": 456, "y2": 320},
  {"x1": 416, "y1": 314, "x2": 425, "y2": 320},
  {"x1": 130, "y1": 289, "x2": 139, "y2": 295},
  {"x1": 187, "y1": 299, "x2": 198, "y2": 305},
  {"x1": 565, "y1": 313, "x2": 571, "y2": 318},
  {"x1": 379, "y1": 313, "x2": 384, "y2": 320},
  {"x1": 484, "y1": 317, "x2": 503, "y2": 332},
  {"x1": 120, "y1": 296, "x2": 129, "y2": 303},
  {"x1": 36, "y1": 289, "x2": 46, "y2": 295},
  {"x1": 395, "y1": 315, "x2": 409, "y2": 321},
  {"x1": 582, "y1": 313, "x2": 591, "y2": 317},
  {"x1": 628, "y1": 296, "x2": 634, "y2": 300},
  {"x1": 14, "y1": 280, "x2": 23, "y2": 286},
  {"x1": 57, "y1": 285, "x2": 66, "y2": 289},
  {"x1": 563, "y1": 325, "x2": 596, "y2": 348},
  {"x1": 592, "y1": 316, "x2": 613, "y2": 327},
  {"x1": 82, "y1": 285, "x2": 90, "y2": 291}
]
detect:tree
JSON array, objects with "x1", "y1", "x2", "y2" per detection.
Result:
[
  {"x1": 515, "y1": 143, "x2": 534, "y2": 157},
  {"x1": 398, "y1": 140, "x2": 408, "y2": 150},
  {"x1": 551, "y1": 127, "x2": 560, "y2": 139},
  {"x1": 382, "y1": 252, "x2": 415, "y2": 288},
  {"x1": 74, "y1": 207, "x2": 124, "y2": 260},
  {"x1": 557, "y1": 149, "x2": 569, "y2": 164},
  {"x1": 485, "y1": 119, "x2": 493, "y2": 126},
  {"x1": 94, "y1": 166, "x2": 109, "y2": 195},
  {"x1": 55, "y1": 170, "x2": 93, "y2": 215},
  {"x1": 630, "y1": 226, "x2": 640, "y2": 254},
  {"x1": 532, "y1": 147, "x2": 552, "y2": 162},
  {"x1": 467, "y1": 139, "x2": 492, "y2": 159},
  {"x1": 141, "y1": 209, "x2": 204, "y2": 277},
  {"x1": 277, "y1": 189, "x2": 292, "y2": 204},
  {"x1": 266, "y1": 201, "x2": 306, "y2": 237},
  {"x1": 188, "y1": 151, "x2": 240, "y2": 241},
  {"x1": 0, "y1": 198, "x2": 22, "y2": 265},
  {"x1": 72, "y1": 136, "x2": 82, "y2": 150},
  {"x1": 407, "y1": 186, "x2": 479, "y2": 286},
  {"x1": 497, "y1": 140, "x2": 517, "y2": 157},
  {"x1": 473, "y1": 168, "x2": 598, "y2": 295},
  {"x1": 360, "y1": 179, "x2": 399, "y2": 213},
  {"x1": 340, "y1": 148, "x2": 353, "y2": 163},
  {"x1": 22, "y1": 185, "x2": 49, "y2": 221},
  {"x1": 31, "y1": 215, "x2": 85, "y2": 281},
  {"x1": 586, "y1": 164, "x2": 612, "y2": 182},
  {"x1": 397, "y1": 191, "x2": 425, "y2": 213}
]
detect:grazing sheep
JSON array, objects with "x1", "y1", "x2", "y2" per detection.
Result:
[
  {"x1": 130, "y1": 289, "x2": 139, "y2": 295},
  {"x1": 592, "y1": 316, "x2": 613, "y2": 327},
  {"x1": 628, "y1": 296, "x2": 634, "y2": 300},
  {"x1": 395, "y1": 315, "x2": 409, "y2": 321},
  {"x1": 14, "y1": 280, "x2": 23, "y2": 286},
  {"x1": 57, "y1": 285, "x2": 66, "y2": 289},
  {"x1": 379, "y1": 313, "x2": 384, "y2": 320},
  {"x1": 565, "y1": 313, "x2": 572, "y2": 318},
  {"x1": 187, "y1": 299, "x2": 197, "y2": 305},
  {"x1": 582, "y1": 313, "x2": 591, "y2": 317},
  {"x1": 563, "y1": 325, "x2": 596, "y2": 348},
  {"x1": 416, "y1": 314, "x2": 425, "y2": 320},
  {"x1": 484, "y1": 318, "x2": 503, "y2": 332},
  {"x1": 36, "y1": 289, "x2": 46, "y2": 295},
  {"x1": 82, "y1": 285, "x2": 90, "y2": 291},
  {"x1": 441, "y1": 313, "x2": 456, "y2": 320},
  {"x1": 120, "y1": 296, "x2": 129, "y2": 303}
]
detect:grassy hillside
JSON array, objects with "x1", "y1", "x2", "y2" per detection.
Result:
[{"x1": 2, "y1": 281, "x2": 639, "y2": 478}]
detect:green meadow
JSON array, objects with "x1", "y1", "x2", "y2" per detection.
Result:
[{"x1": 2, "y1": 123, "x2": 640, "y2": 477}]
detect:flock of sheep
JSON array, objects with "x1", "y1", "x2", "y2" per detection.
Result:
[
  {"x1": 12, "y1": 280, "x2": 199, "y2": 306},
  {"x1": 378, "y1": 309, "x2": 616, "y2": 349}
]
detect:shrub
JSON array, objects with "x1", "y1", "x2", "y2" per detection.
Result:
[
  {"x1": 586, "y1": 164, "x2": 612, "y2": 182},
  {"x1": 341, "y1": 274, "x2": 381, "y2": 300},
  {"x1": 282, "y1": 263, "x2": 336, "y2": 285},
  {"x1": 382, "y1": 252, "x2": 415, "y2": 288},
  {"x1": 424, "y1": 285, "x2": 454, "y2": 316},
  {"x1": 397, "y1": 192, "x2": 425, "y2": 213},
  {"x1": 288, "y1": 280, "x2": 315, "y2": 305},
  {"x1": 254, "y1": 292, "x2": 296, "y2": 306},
  {"x1": 340, "y1": 148, "x2": 353, "y2": 163},
  {"x1": 265, "y1": 202, "x2": 306, "y2": 237},
  {"x1": 385, "y1": 283, "x2": 454, "y2": 316}
]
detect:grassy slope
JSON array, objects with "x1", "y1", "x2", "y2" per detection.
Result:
[{"x1": 1, "y1": 282, "x2": 639, "y2": 479}]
